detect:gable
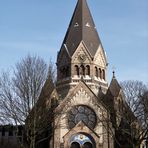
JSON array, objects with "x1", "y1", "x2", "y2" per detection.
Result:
[
  {"x1": 63, "y1": 121, "x2": 100, "y2": 147},
  {"x1": 54, "y1": 81, "x2": 109, "y2": 145},
  {"x1": 93, "y1": 44, "x2": 107, "y2": 67},
  {"x1": 55, "y1": 81, "x2": 107, "y2": 116},
  {"x1": 72, "y1": 41, "x2": 92, "y2": 64}
]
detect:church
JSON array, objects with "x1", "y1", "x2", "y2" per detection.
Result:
[{"x1": 25, "y1": 0, "x2": 140, "y2": 148}]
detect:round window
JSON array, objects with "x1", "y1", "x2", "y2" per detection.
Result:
[{"x1": 68, "y1": 105, "x2": 97, "y2": 129}]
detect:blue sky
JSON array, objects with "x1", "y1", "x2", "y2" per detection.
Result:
[{"x1": 0, "y1": 0, "x2": 148, "y2": 83}]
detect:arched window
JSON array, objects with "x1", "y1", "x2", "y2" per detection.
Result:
[
  {"x1": 80, "y1": 65, "x2": 85, "y2": 76},
  {"x1": 102, "y1": 69, "x2": 105, "y2": 80},
  {"x1": 74, "y1": 65, "x2": 79, "y2": 76},
  {"x1": 86, "y1": 65, "x2": 90, "y2": 76},
  {"x1": 95, "y1": 67, "x2": 98, "y2": 77},
  {"x1": 71, "y1": 142, "x2": 80, "y2": 148},
  {"x1": 83, "y1": 142, "x2": 93, "y2": 148},
  {"x1": 99, "y1": 68, "x2": 102, "y2": 79}
]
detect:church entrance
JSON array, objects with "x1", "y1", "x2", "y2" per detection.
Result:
[
  {"x1": 83, "y1": 142, "x2": 93, "y2": 148},
  {"x1": 70, "y1": 141, "x2": 93, "y2": 148},
  {"x1": 69, "y1": 133, "x2": 95, "y2": 148},
  {"x1": 71, "y1": 142, "x2": 80, "y2": 148}
]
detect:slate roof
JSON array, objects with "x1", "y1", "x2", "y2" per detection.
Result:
[
  {"x1": 108, "y1": 73, "x2": 121, "y2": 97},
  {"x1": 61, "y1": 0, "x2": 102, "y2": 57}
]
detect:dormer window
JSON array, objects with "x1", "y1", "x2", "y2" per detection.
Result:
[
  {"x1": 74, "y1": 22, "x2": 79, "y2": 27},
  {"x1": 86, "y1": 22, "x2": 91, "y2": 27}
]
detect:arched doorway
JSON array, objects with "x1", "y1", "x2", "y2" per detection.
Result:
[
  {"x1": 83, "y1": 142, "x2": 93, "y2": 148},
  {"x1": 71, "y1": 142, "x2": 80, "y2": 148},
  {"x1": 69, "y1": 133, "x2": 96, "y2": 148}
]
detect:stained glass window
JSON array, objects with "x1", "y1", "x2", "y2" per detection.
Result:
[{"x1": 68, "y1": 105, "x2": 97, "y2": 129}]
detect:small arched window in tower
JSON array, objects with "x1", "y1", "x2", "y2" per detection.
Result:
[
  {"x1": 95, "y1": 67, "x2": 98, "y2": 77},
  {"x1": 80, "y1": 65, "x2": 85, "y2": 76},
  {"x1": 86, "y1": 65, "x2": 90, "y2": 76},
  {"x1": 102, "y1": 69, "x2": 105, "y2": 80},
  {"x1": 99, "y1": 68, "x2": 102, "y2": 79},
  {"x1": 74, "y1": 65, "x2": 79, "y2": 76}
]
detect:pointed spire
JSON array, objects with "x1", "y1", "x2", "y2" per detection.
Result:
[
  {"x1": 109, "y1": 72, "x2": 121, "y2": 97},
  {"x1": 112, "y1": 66, "x2": 116, "y2": 78},
  {"x1": 98, "y1": 86, "x2": 104, "y2": 98},
  {"x1": 61, "y1": 0, "x2": 102, "y2": 57}
]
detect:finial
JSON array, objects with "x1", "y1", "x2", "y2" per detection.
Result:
[
  {"x1": 113, "y1": 70, "x2": 115, "y2": 78},
  {"x1": 112, "y1": 66, "x2": 116, "y2": 78}
]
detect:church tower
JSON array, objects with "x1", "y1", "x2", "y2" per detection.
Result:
[
  {"x1": 56, "y1": 0, "x2": 108, "y2": 99},
  {"x1": 52, "y1": 0, "x2": 113, "y2": 148}
]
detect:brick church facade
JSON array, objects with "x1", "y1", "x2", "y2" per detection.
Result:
[{"x1": 25, "y1": 0, "x2": 140, "y2": 148}]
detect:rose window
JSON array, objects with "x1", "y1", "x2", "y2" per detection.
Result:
[{"x1": 68, "y1": 105, "x2": 97, "y2": 129}]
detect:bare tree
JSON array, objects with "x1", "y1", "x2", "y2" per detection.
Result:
[
  {"x1": 0, "y1": 55, "x2": 54, "y2": 125},
  {"x1": 0, "y1": 55, "x2": 55, "y2": 148},
  {"x1": 120, "y1": 80, "x2": 148, "y2": 147}
]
